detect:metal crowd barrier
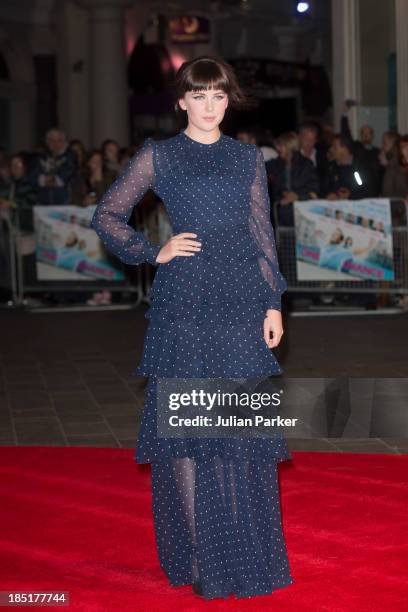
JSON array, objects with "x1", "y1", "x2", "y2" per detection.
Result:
[
  {"x1": 0, "y1": 203, "x2": 161, "y2": 308},
  {"x1": 273, "y1": 198, "x2": 408, "y2": 298},
  {"x1": 0, "y1": 208, "x2": 19, "y2": 304},
  {"x1": 3, "y1": 197, "x2": 407, "y2": 311}
]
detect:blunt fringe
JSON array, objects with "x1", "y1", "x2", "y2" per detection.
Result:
[{"x1": 173, "y1": 55, "x2": 255, "y2": 113}]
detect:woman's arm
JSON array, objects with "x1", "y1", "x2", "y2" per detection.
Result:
[
  {"x1": 90, "y1": 138, "x2": 161, "y2": 266},
  {"x1": 248, "y1": 146, "x2": 288, "y2": 312}
]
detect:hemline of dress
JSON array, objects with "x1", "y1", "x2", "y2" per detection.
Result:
[{"x1": 168, "y1": 572, "x2": 295, "y2": 600}]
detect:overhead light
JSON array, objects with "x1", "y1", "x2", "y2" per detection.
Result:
[{"x1": 296, "y1": 2, "x2": 310, "y2": 13}]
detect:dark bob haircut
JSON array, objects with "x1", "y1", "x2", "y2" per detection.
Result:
[{"x1": 173, "y1": 55, "x2": 255, "y2": 113}]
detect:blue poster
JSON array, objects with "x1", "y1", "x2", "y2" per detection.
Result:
[
  {"x1": 294, "y1": 199, "x2": 394, "y2": 281},
  {"x1": 33, "y1": 205, "x2": 125, "y2": 281}
]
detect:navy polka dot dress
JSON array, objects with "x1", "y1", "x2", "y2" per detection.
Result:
[{"x1": 91, "y1": 129, "x2": 294, "y2": 600}]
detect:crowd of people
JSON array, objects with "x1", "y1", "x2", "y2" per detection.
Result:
[
  {"x1": 0, "y1": 106, "x2": 407, "y2": 307},
  {"x1": 0, "y1": 128, "x2": 139, "y2": 305},
  {"x1": 237, "y1": 102, "x2": 408, "y2": 228},
  {"x1": 0, "y1": 128, "x2": 137, "y2": 214}
]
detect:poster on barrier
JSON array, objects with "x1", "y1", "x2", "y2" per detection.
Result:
[
  {"x1": 293, "y1": 199, "x2": 394, "y2": 281},
  {"x1": 33, "y1": 205, "x2": 125, "y2": 281}
]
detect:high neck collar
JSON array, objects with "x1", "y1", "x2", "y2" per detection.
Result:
[{"x1": 179, "y1": 129, "x2": 224, "y2": 147}]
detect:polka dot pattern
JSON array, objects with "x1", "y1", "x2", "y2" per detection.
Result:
[
  {"x1": 151, "y1": 457, "x2": 294, "y2": 600},
  {"x1": 91, "y1": 129, "x2": 293, "y2": 599}
]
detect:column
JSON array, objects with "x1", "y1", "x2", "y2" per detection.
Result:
[
  {"x1": 395, "y1": 0, "x2": 408, "y2": 133},
  {"x1": 331, "y1": 0, "x2": 361, "y2": 136},
  {"x1": 77, "y1": 0, "x2": 132, "y2": 147},
  {"x1": 57, "y1": 1, "x2": 91, "y2": 147}
]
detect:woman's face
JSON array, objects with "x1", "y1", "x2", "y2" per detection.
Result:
[
  {"x1": 382, "y1": 133, "x2": 394, "y2": 152},
  {"x1": 178, "y1": 88, "x2": 228, "y2": 132},
  {"x1": 104, "y1": 142, "x2": 119, "y2": 162},
  {"x1": 71, "y1": 143, "x2": 85, "y2": 164},
  {"x1": 88, "y1": 153, "x2": 102, "y2": 172},
  {"x1": 399, "y1": 141, "x2": 408, "y2": 160},
  {"x1": 10, "y1": 157, "x2": 25, "y2": 179}
]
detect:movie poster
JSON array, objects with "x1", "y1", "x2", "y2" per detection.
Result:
[
  {"x1": 294, "y1": 199, "x2": 394, "y2": 281},
  {"x1": 33, "y1": 205, "x2": 125, "y2": 281}
]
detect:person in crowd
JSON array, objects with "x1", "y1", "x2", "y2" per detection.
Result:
[
  {"x1": 339, "y1": 101, "x2": 382, "y2": 192},
  {"x1": 321, "y1": 133, "x2": 378, "y2": 199},
  {"x1": 236, "y1": 126, "x2": 278, "y2": 161},
  {"x1": 359, "y1": 124, "x2": 380, "y2": 165},
  {"x1": 375, "y1": 130, "x2": 399, "y2": 197},
  {"x1": 101, "y1": 139, "x2": 121, "y2": 176},
  {"x1": 0, "y1": 159, "x2": 10, "y2": 187},
  {"x1": 321, "y1": 122, "x2": 335, "y2": 157},
  {"x1": 379, "y1": 130, "x2": 400, "y2": 169},
  {"x1": 69, "y1": 139, "x2": 89, "y2": 205},
  {"x1": 69, "y1": 139, "x2": 87, "y2": 172},
  {"x1": 261, "y1": 127, "x2": 278, "y2": 159},
  {"x1": 236, "y1": 127, "x2": 258, "y2": 145},
  {"x1": 298, "y1": 121, "x2": 329, "y2": 187},
  {"x1": 382, "y1": 134, "x2": 408, "y2": 198},
  {"x1": 0, "y1": 153, "x2": 38, "y2": 231},
  {"x1": 118, "y1": 147, "x2": 133, "y2": 171},
  {"x1": 71, "y1": 150, "x2": 117, "y2": 207},
  {"x1": 381, "y1": 132, "x2": 408, "y2": 309},
  {"x1": 266, "y1": 130, "x2": 319, "y2": 226},
  {"x1": 30, "y1": 128, "x2": 77, "y2": 205},
  {"x1": 75, "y1": 149, "x2": 117, "y2": 306}
]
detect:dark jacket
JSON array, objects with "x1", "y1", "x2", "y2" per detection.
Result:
[
  {"x1": 266, "y1": 152, "x2": 319, "y2": 199},
  {"x1": 321, "y1": 157, "x2": 378, "y2": 200},
  {"x1": 300, "y1": 142, "x2": 330, "y2": 187},
  {"x1": 340, "y1": 114, "x2": 381, "y2": 194},
  {"x1": 266, "y1": 152, "x2": 319, "y2": 226},
  {"x1": 0, "y1": 177, "x2": 38, "y2": 231},
  {"x1": 382, "y1": 161, "x2": 408, "y2": 199},
  {"x1": 29, "y1": 147, "x2": 77, "y2": 205}
]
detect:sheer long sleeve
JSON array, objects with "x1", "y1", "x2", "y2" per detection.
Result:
[
  {"x1": 248, "y1": 146, "x2": 288, "y2": 311},
  {"x1": 90, "y1": 138, "x2": 161, "y2": 266}
]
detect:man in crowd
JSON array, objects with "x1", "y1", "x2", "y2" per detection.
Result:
[
  {"x1": 30, "y1": 128, "x2": 77, "y2": 205},
  {"x1": 320, "y1": 133, "x2": 378, "y2": 199},
  {"x1": 298, "y1": 121, "x2": 329, "y2": 189},
  {"x1": 340, "y1": 101, "x2": 382, "y2": 192}
]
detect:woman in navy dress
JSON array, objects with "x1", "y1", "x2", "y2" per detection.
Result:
[{"x1": 91, "y1": 55, "x2": 294, "y2": 600}]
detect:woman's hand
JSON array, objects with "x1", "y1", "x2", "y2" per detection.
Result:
[
  {"x1": 263, "y1": 309, "x2": 284, "y2": 349},
  {"x1": 156, "y1": 232, "x2": 202, "y2": 264}
]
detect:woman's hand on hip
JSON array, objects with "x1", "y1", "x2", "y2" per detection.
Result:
[
  {"x1": 155, "y1": 232, "x2": 202, "y2": 264},
  {"x1": 263, "y1": 309, "x2": 284, "y2": 348}
]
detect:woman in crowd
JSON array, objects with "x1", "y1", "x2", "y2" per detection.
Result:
[
  {"x1": 382, "y1": 134, "x2": 408, "y2": 198},
  {"x1": 71, "y1": 150, "x2": 117, "y2": 207},
  {"x1": 101, "y1": 139, "x2": 121, "y2": 176}
]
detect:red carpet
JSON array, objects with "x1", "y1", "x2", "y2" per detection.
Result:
[{"x1": 0, "y1": 447, "x2": 407, "y2": 611}]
